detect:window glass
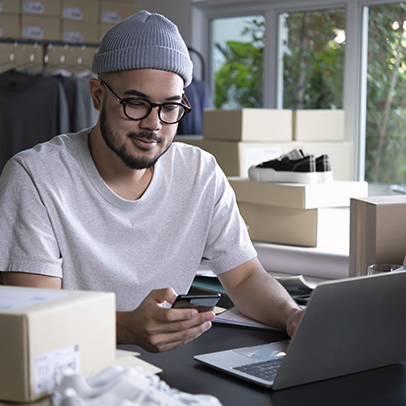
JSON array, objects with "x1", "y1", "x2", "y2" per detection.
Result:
[
  {"x1": 211, "y1": 15, "x2": 265, "y2": 109},
  {"x1": 279, "y1": 9, "x2": 346, "y2": 109},
  {"x1": 365, "y1": 3, "x2": 406, "y2": 185}
]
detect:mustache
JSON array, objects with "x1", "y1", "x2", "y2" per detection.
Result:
[{"x1": 128, "y1": 131, "x2": 162, "y2": 143}]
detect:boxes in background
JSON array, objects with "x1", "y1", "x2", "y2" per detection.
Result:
[
  {"x1": 0, "y1": 0, "x2": 21, "y2": 14},
  {"x1": 0, "y1": 14, "x2": 20, "y2": 38},
  {"x1": 179, "y1": 137, "x2": 354, "y2": 180},
  {"x1": 203, "y1": 109, "x2": 292, "y2": 142},
  {"x1": 229, "y1": 178, "x2": 368, "y2": 210},
  {"x1": 239, "y1": 203, "x2": 350, "y2": 247},
  {"x1": 21, "y1": 0, "x2": 61, "y2": 17},
  {"x1": 0, "y1": 286, "x2": 116, "y2": 403},
  {"x1": 21, "y1": 15, "x2": 60, "y2": 40},
  {"x1": 349, "y1": 196, "x2": 406, "y2": 277},
  {"x1": 100, "y1": 1, "x2": 135, "y2": 24},
  {"x1": 62, "y1": 0, "x2": 99, "y2": 23},
  {"x1": 293, "y1": 110, "x2": 345, "y2": 141},
  {"x1": 62, "y1": 20, "x2": 99, "y2": 43}
]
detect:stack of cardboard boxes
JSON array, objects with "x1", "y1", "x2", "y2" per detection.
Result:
[
  {"x1": 182, "y1": 108, "x2": 368, "y2": 248},
  {"x1": 0, "y1": 0, "x2": 136, "y2": 70}
]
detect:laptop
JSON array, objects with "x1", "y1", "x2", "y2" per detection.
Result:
[{"x1": 194, "y1": 271, "x2": 406, "y2": 390}]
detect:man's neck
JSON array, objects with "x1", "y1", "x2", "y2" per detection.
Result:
[{"x1": 88, "y1": 127, "x2": 154, "y2": 200}]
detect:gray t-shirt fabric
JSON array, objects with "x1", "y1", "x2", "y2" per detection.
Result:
[{"x1": 0, "y1": 129, "x2": 256, "y2": 310}]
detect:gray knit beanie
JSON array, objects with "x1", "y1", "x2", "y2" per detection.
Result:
[{"x1": 92, "y1": 10, "x2": 193, "y2": 87}]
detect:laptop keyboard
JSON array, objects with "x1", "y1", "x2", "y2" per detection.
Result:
[{"x1": 232, "y1": 357, "x2": 284, "y2": 382}]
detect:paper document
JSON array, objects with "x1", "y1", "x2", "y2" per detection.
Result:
[{"x1": 213, "y1": 307, "x2": 283, "y2": 331}]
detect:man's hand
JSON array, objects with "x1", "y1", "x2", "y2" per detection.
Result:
[{"x1": 116, "y1": 288, "x2": 216, "y2": 352}]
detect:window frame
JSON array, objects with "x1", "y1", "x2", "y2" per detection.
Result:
[{"x1": 191, "y1": 0, "x2": 405, "y2": 182}]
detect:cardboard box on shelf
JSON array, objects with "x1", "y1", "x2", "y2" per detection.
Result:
[
  {"x1": 203, "y1": 109, "x2": 292, "y2": 142},
  {"x1": 0, "y1": 0, "x2": 21, "y2": 14},
  {"x1": 21, "y1": 15, "x2": 61, "y2": 41},
  {"x1": 62, "y1": 20, "x2": 99, "y2": 43},
  {"x1": 239, "y1": 203, "x2": 350, "y2": 247},
  {"x1": 0, "y1": 286, "x2": 116, "y2": 403},
  {"x1": 100, "y1": 1, "x2": 136, "y2": 24},
  {"x1": 293, "y1": 109, "x2": 345, "y2": 141},
  {"x1": 229, "y1": 178, "x2": 368, "y2": 210},
  {"x1": 349, "y1": 196, "x2": 406, "y2": 277},
  {"x1": 179, "y1": 137, "x2": 354, "y2": 180},
  {"x1": 62, "y1": 0, "x2": 99, "y2": 23},
  {"x1": 21, "y1": 0, "x2": 61, "y2": 17},
  {"x1": 0, "y1": 14, "x2": 20, "y2": 38}
]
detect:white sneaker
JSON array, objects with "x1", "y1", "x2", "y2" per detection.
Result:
[{"x1": 51, "y1": 366, "x2": 222, "y2": 406}]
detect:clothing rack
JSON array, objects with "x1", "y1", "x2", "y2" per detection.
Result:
[{"x1": 188, "y1": 47, "x2": 206, "y2": 82}]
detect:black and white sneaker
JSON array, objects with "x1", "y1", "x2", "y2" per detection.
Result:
[{"x1": 248, "y1": 149, "x2": 317, "y2": 184}]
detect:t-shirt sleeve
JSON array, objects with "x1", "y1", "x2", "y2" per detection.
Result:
[
  {"x1": 201, "y1": 163, "x2": 257, "y2": 275},
  {"x1": 0, "y1": 158, "x2": 63, "y2": 277}
]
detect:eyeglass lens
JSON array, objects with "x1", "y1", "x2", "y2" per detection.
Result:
[{"x1": 125, "y1": 99, "x2": 186, "y2": 124}]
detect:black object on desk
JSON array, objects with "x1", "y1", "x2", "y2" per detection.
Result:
[{"x1": 118, "y1": 325, "x2": 406, "y2": 406}]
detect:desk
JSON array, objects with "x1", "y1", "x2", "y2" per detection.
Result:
[{"x1": 119, "y1": 325, "x2": 406, "y2": 406}]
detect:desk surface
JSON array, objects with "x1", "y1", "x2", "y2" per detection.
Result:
[{"x1": 119, "y1": 325, "x2": 406, "y2": 406}]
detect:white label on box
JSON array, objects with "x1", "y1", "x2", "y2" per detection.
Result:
[
  {"x1": 63, "y1": 30, "x2": 84, "y2": 43},
  {"x1": 101, "y1": 11, "x2": 121, "y2": 23},
  {"x1": 22, "y1": 25, "x2": 44, "y2": 39},
  {"x1": 34, "y1": 345, "x2": 80, "y2": 394},
  {"x1": 63, "y1": 7, "x2": 84, "y2": 20},
  {"x1": 0, "y1": 2, "x2": 3, "y2": 12},
  {"x1": 243, "y1": 147, "x2": 282, "y2": 177},
  {"x1": 23, "y1": 1, "x2": 45, "y2": 14},
  {"x1": 0, "y1": 289, "x2": 71, "y2": 310}
]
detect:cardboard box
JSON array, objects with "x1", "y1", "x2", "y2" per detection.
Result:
[
  {"x1": 229, "y1": 178, "x2": 368, "y2": 210},
  {"x1": 21, "y1": 15, "x2": 61, "y2": 40},
  {"x1": 0, "y1": 0, "x2": 21, "y2": 14},
  {"x1": 62, "y1": 20, "x2": 99, "y2": 43},
  {"x1": 100, "y1": 1, "x2": 135, "y2": 24},
  {"x1": 179, "y1": 137, "x2": 354, "y2": 180},
  {"x1": 0, "y1": 14, "x2": 20, "y2": 38},
  {"x1": 203, "y1": 109, "x2": 292, "y2": 142},
  {"x1": 62, "y1": 0, "x2": 99, "y2": 23},
  {"x1": 349, "y1": 196, "x2": 406, "y2": 277},
  {"x1": 0, "y1": 286, "x2": 116, "y2": 403},
  {"x1": 22, "y1": 0, "x2": 61, "y2": 17},
  {"x1": 239, "y1": 203, "x2": 350, "y2": 247},
  {"x1": 293, "y1": 110, "x2": 345, "y2": 141}
]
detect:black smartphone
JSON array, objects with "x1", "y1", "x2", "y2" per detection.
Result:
[{"x1": 171, "y1": 293, "x2": 221, "y2": 312}]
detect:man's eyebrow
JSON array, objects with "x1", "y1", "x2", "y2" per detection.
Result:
[{"x1": 123, "y1": 89, "x2": 182, "y2": 102}]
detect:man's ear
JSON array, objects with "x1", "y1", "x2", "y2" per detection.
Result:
[{"x1": 88, "y1": 78, "x2": 104, "y2": 111}]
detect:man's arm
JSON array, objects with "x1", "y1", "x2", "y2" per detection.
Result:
[
  {"x1": 2, "y1": 272, "x2": 62, "y2": 289},
  {"x1": 217, "y1": 257, "x2": 303, "y2": 337}
]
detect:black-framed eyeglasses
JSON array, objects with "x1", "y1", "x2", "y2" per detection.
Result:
[{"x1": 99, "y1": 79, "x2": 192, "y2": 125}]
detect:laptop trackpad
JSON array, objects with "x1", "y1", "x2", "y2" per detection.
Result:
[{"x1": 232, "y1": 340, "x2": 290, "y2": 361}]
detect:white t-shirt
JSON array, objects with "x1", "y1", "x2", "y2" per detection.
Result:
[{"x1": 0, "y1": 129, "x2": 257, "y2": 310}]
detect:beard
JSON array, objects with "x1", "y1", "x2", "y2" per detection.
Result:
[{"x1": 99, "y1": 103, "x2": 174, "y2": 170}]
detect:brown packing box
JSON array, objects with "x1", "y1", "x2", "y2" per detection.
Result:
[
  {"x1": 61, "y1": 20, "x2": 99, "y2": 43},
  {"x1": 0, "y1": 14, "x2": 20, "y2": 38},
  {"x1": 292, "y1": 110, "x2": 345, "y2": 141},
  {"x1": 0, "y1": 0, "x2": 21, "y2": 14},
  {"x1": 21, "y1": 15, "x2": 61, "y2": 41},
  {"x1": 100, "y1": 1, "x2": 136, "y2": 24},
  {"x1": 239, "y1": 203, "x2": 350, "y2": 247},
  {"x1": 228, "y1": 178, "x2": 368, "y2": 210},
  {"x1": 62, "y1": 0, "x2": 99, "y2": 23},
  {"x1": 21, "y1": 0, "x2": 61, "y2": 17},
  {"x1": 179, "y1": 137, "x2": 354, "y2": 180},
  {"x1": 0, "y1": 286, "x2": 116, "y2": 403},
  {"x1": 203, "y1": 109, "x2": 292, "y2": 142},
  {"x1": 349, "y1": 196, "x2": 406, "y2": 277}
]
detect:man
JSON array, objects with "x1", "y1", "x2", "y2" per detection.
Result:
[{"x1": 0, "y1": 11, "x2": 303, "y2": 352}]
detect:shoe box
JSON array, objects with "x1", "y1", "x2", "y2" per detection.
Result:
[
  {"x1": 228, "y1": 178, "x2": 368, "y2": 247},
  {"x1": 0, "y1": 286, "x2": 116, "y2": 403},
  {"x1": 349, "y1": 196, "x2": 406, "y2": 277},
  {"x1": 179, "y1": 137, "x2": 354, "y2": 181}
]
